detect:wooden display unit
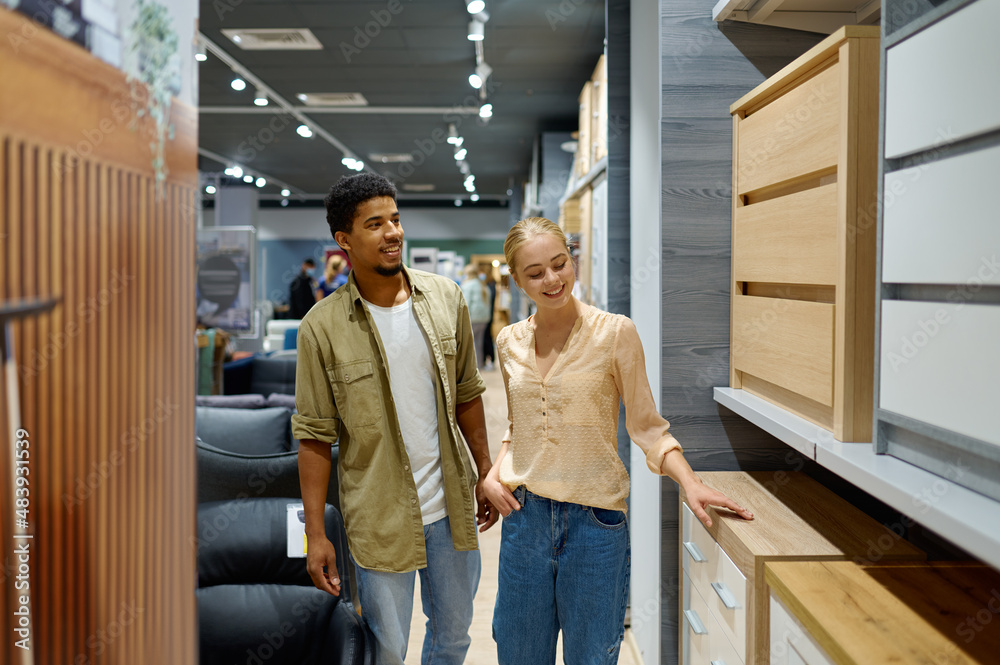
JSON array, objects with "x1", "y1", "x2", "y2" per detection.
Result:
[
  {"x1": 766, "y1": 561, "x2": 1000, "y2": 665},
  {"x1": 679, "y1": 472, "x2": 924, "y2": 665},
  {"x1": 729, "y1": 26, "x2": 880, "y2": 442}
]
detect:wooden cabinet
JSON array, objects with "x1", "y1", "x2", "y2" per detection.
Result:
[
  {"x1": 729, "y1": 26, "x2": 880, "y2": 442},
  {"x1": 679, "y1": 472, "x2": 924, "y2": 665},
  {"x1": 766, "y1": 561, "x2": 1000, "y2": 665}
]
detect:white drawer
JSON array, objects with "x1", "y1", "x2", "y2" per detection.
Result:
[
  {"x1": 882, "y1": 144, "x2": 1000, "y2": 287},
  {"x1": 880, "y1": 301, "x2": 1000, "y2": 447},
  {"x1": 684, "y1": 572, "x2": 714, "y2": 665},
  {"x1": 769, "y1": 593, "x2": 835, "y2": 665},
  {"x1": 709, "y1": 608, "x2": 745, "y2": 665},
  {"x1": 707, "y1": 543, "x2": 748, "y2": 663},
  {"x1": 682, "y1": 501, "x2": 719, "y2": 591},
  {"x1": 885, "y1": 0, "x2": 1000, "y2": 158}
]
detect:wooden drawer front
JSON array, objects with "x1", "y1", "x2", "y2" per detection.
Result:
[
  {"x1": 709, "y1": 609, "x2": 745, "y2": 665},
  {"x1": 880, "y1": 301, "x2": 1000, "y2": 446},
  {"x1": 885, "y1": 0, "x2": 1000, "y2": 158},
  {"x1": 734, "y1": 183, "x2": 839, "y2": 286},
  {"x1": 882, "y1": 144, "x2": 1000, "y2": 286},
  {"x1": 737, "y1": 64, "x2": 840, "y2": 195},
  {"x1": 682, "y1": 502, "x2": 719, "y2": 590},
  {"x1": 708, "y1": 544, "x2": 748, "y2": 663},
  {"x1": 733, "y1": 295, "x2": 835, "y2": 407},
  {"x1": 684, "y1": 572, "x2": 715, "y2": 665},
  {"x1": 769, "y1": 593, "x2": 836, "y2": 665}
]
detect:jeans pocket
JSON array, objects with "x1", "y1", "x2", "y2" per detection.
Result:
[{"x1": 588, "y1": 507, "x2": 627, "y2": 530}]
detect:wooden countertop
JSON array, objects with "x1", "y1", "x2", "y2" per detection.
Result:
[
  {"x1": 766, "y1": 561, "x2": 1000, "y2": 665},
  {"x1": 689, "y1": 472, "x2": 925, "y2": 571}
]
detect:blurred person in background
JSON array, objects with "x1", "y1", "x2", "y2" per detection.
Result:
[{"x1": 460, "y1": 264, "x2": 491, "y2": 370}]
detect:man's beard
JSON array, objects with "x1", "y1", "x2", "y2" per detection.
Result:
[{"x1": 375, "y1": 262, "x2": 403, "y2": 277}]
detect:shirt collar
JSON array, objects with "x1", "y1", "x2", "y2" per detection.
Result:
[{"x1": 346, "y1": 264, "x2": 423, "y2": 308}]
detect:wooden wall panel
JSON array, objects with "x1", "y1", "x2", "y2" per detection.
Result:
[
  {"x1": 0, "y1": 8, "x2": 197, "y2": 665},
  {"x1": 658, "y1": 5, "x2": 826, "y2": 663}
]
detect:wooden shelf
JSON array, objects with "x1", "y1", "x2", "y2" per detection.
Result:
[{"x1": 714, "y1": 387, "x2": 1000, "y2": 571}]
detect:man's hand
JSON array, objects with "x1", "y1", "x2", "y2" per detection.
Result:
[
  {"x1": 305, "y1": 536, "x2": 341, "y2": 597},
  {"x1": 475, "y1": 477, "x2": 500, "y2": 532},
  {"x1": 481, "y1": 474, "x2": 520, "y2": 520}
]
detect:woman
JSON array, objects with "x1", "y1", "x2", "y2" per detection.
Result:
[
  {"x1": 482, "y1": 217, "x2": 753, "y2": 664},
  {"x1": 315, "y1": 254, "x2": 348, "y2": 301},
  {"x1": 460, "y1": 264, "x2": 492, "y2": 369}
]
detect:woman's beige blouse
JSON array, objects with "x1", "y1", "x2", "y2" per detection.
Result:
[{"x1": 495, "y1": 305, "x2": 681, "y2": 512}]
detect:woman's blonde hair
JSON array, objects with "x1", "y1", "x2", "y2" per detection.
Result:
[
  {"x1": 503, "y1": 217, "x2": 569, "y2": 275},
  {"x1": 324, "y1": 254, "x2": 345, "y2": 282}
]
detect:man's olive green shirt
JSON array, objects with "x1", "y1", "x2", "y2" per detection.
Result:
[{"x1": 291, "y1": 266, "x2": 486, "y2": 572}]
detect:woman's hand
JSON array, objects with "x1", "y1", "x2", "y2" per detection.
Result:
[
  {"x1": 481, "y1": 474, "x2": 520, "y2": 523},
  {"x1": 682, "y1": 477, "x2": 753, "y2": 529}
]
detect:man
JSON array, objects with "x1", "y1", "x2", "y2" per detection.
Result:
[
  {"x1": 292, "y1": 173, "x2": 496, "y2": 665},
  {"x1": 289, "y1": 257, "x2": 317, "y2": 319}
]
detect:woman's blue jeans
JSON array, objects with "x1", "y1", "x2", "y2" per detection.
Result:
[{"x1": 493, "y1": 486, "x2": 630, "y2": 665}]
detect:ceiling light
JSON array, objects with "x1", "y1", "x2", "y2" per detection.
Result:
[
  {"x1": 232, "y1": 34, "x2": 242, "y2": 43},
  {"x1": 455, "y1": 199, "x2": 463, "y2": 206},
  {"x1": 205, "y1": 185, "x2": 216, "y2": 194},
  {"x1": 281, "y1": 188, "x2": 290, "y2": 197},
  {"x1": 231, "y1": 77, "x2": 246, "y2": 91},
  {"x1": 469, "y1": 73, "x2": 483, "y2": 89},
  {"x1": 447, "y1": 124, "x2": 460, "y2": 144},
  {"x1": 255, "y1": 177, "x2": 266, "y2": 187},
  {"x1": 195, "y1": 46, "x2": 207, "y2": 62},
  {"x1": 459, "y1": 162, "x2": 471, "y2": 175},
  {"x1": 454, "y1": 148, "x2": 467, "y2": 161},
  {"x1": 296, "y1": 124, "x2": 314, "y2": 138},
  {"x1": 466, "y1": 0, "x2": 486, "y2": 13},
  {"x1": 492, "y1": 259, "x2": 499, "y2": 267},
  {"x1": 281, "y1": 199, "x2": 289, "y2": 207},
  {"x1": 231, "y1": 166, "x2": 243, "y2": 178},
  {"x1": 479, "y1": 103, "x2": 493, "y2": 118},
  {"x1": 243, "y1": 174, "x2": 253, "y2": 183},
  {"x1": 224, "y1": 167, "x2": 233, "y2": 176},
  {"x1": 473, "y1": 62, "x2": 492, "y2": 88},
  {"x1": 467, "y1": 19, "x2": 484, "y2": 41},
  {"x1": 471, "y1": 194, "x2": 480, "y2": 202},
  {"x1": 297, "y1": 93, "x2": 308, "y2": 102},
  {"x1": 341, "y1": 156, "x2": 364, "y2": 171},
  {"x1": 254, "y1": 89, "x2": 268, "y2": 106}
]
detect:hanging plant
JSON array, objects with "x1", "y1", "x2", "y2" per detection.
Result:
[{"x1": 124, "y1": 0, "x2": 180, "y2": 196}]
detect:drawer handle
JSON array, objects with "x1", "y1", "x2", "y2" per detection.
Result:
[
  {"x1": 683, "y1": 609, "x2": 707, "y2": 635},
  {"x1": 712, "y1": 581, "x2": 740, "y2": 610},
  {"x1": 683, "y1": 541, "x2": 707, "y2": 563}
]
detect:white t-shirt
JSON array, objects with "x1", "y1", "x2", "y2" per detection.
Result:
[{"x1": 363, "y1": 296, "x2": 447, "y2": 525}]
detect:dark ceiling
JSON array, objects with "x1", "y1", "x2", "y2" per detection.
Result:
[{"x1": 197, "y1": 0, "x2": 606, "y2": 203}]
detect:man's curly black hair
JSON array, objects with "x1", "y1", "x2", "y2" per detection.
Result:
[{"x1": 323, "y1": 173, "x2": 398, "y2": 238}]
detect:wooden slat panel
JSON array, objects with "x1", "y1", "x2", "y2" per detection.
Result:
[
  {"x1": 0, "y1": 7, "x2": 197, "y2": 661},
  {"x1": 737, "y1": 63, "x2": 841, "y2": 195},
  {"x1": 734, "y1": 183, "x2": 838, "y2": 286},
  {"x1": 733, "y1": 294, "x2": 835, "y2": 407}
]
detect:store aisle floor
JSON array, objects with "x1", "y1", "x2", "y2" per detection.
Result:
[{"x1": 404, "y1": 366, "x2": 639, "y2": 665}]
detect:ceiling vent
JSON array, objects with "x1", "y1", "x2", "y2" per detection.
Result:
[
  {"x1": 370, "y1": 153, "x2": 415, "y2": 164},
  {"x1": 222, "y1": 28, "x2": 323, "y2": 50},
  {"x1": 402, "y1": 183, "x2": 436, "y2": 192},
  {"x1": 297, "y1": 92, "x2": 369, "y2": 106}
]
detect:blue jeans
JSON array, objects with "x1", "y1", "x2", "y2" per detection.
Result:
[
  {"x1": 355, "y1": 517, "x2": 481, "y2": 665},
  {"x1": 493, "y1": 486, "x2": 630, "y2": 665}
]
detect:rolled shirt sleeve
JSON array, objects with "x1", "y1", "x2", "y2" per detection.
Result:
[
  {"x1": 453, "y1": 289, "x2": 486, "y2": 405},
  {"x1": 291, "y1": 324, "x2": 341, "y2": 444},
  {"x1": 612, "y1": 317, "x2": 682, "y2": 475}
]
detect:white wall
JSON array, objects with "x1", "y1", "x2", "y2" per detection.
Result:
[
  {"x1": 202, "y1": 204, "x2": 510, "y2": 241},
  {"x1": 630, "y1": 0, "x2": 662, "y2": 662}
]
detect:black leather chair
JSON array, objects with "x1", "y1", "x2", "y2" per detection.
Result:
[
  {"x1": 223, "y1": 352, "x2": 297, "y2": 397},
  {"x1": 197, "y1": 498, "x2": 372, "y2": 665}
]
